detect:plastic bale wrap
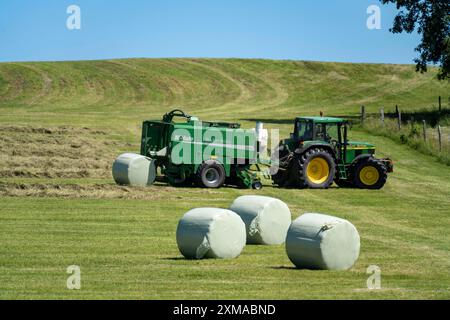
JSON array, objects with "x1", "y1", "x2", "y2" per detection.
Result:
[
  {"x1": 112, "y1": 153, "x2": 156, "y2": 187},
  {"x1": 286, "y1": 213, "x2": 360, "y2": 270},
  {"x1": 230, "y1": 195, "x2": 292, "y2": 245},
  {"x1": 176, "y1": 208, "x2": 246, "y2": 259}
]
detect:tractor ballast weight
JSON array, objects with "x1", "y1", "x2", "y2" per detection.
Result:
[{"x1": 140, "y1": 110, "x2": 264, "y2": 189}]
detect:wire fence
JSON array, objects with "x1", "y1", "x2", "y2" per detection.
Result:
[{"x1": 359, "y1": 99, "x2": 450, "y2": 165}]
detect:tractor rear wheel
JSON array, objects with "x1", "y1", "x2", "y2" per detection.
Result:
[
  {"x1": 195, "y1": 160, "x2": 226, "y2": 188},
  {"x1": 354, "y1": 158, "x2": 387, "y2": 189},
  {"x1": 297, "y1": 148, "x2": 336, "y2": 189}
]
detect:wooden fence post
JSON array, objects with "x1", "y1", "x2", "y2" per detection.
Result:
[
  {"x1": 422, "y1": 120, "x2": 427, "y2": 141},
  {"x1": 397, "y1": 107, "x2": 402, "y2": 130},
  {"x1": 361, "y1": 106, "x2": 365, "y2": 124},
  {"x1": 439, "y1": 96, "x2": 442, "y2": 112},
  {"x1": 380, "y1": 107, "x2": 384, "y2": 126},
  {"x1": 438, "y1": 125, "x2": 442, "y2": 151}
]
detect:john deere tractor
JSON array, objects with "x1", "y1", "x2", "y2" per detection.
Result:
[{"x1": 271, "y1": 116, "x2": 393, "y2": 189}]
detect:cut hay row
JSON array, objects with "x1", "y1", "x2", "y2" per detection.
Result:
[
  {"x1": 0, "y1": 182, "x2": 223, "y2": 199},
  {"x1": 0, "y1": 125, "x2": 131, "y2": 180}
]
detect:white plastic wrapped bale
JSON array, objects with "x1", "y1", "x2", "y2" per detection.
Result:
[
  {"x1": 112, "y1": 153, "x2": 156, "y2": 187},
  {"x1": 176, "y1": 208, "x2": 246, "y2": 259},
  {"x1": 286, "y1": 213, "x2": 360, "y2": 270},
  {"x1": 229, "y1": 195, "x2": 291, "y2": 245}
]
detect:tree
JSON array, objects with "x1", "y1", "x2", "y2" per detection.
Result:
[{"x1": 380, "y1": 0, "x2": 450, "y2": 80}]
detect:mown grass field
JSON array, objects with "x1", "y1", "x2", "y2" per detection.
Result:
[{"x1": 0, "y1": 59, "x2": 449, "y2": 299}]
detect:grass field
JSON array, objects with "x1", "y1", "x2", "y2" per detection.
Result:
[{"x1": 0, "y1": 59, "x2": 449, "y2": 299}]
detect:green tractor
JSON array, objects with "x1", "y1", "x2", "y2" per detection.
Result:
[{"x1": 271, "y1": 116, "x2": 393, "y2": 189}]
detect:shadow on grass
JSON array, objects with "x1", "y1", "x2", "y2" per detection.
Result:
[
  {"x1": 270, "y1": 266, "x2": 331, "y2": 272},
  {"x1": 383, "y1": 108, "x2": 450, "y2": 127},
  {"x1": 240, "y1": 115, "x2": 361, "y2": 125},
  {"x1": 242, "y1": 109, "x2": 450, "y2": 128},
  {"x1": 270, "y1": 266, "x2": 299, "y2": 271},
  {"x1": 161, "y1": 257, "x2": 186, "y2": 261}
]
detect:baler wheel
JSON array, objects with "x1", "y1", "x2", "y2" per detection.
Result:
[
  {"x1": 195, "y1": 160, "x2": 226, "y2": 188},
  {"x1": 251, "y1": 181, "x2": 263, "y2": 190}
]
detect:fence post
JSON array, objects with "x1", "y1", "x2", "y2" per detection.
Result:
[
  {"x1": 439, "y1": 96, "x2": 442, "y2": 112},
  {"x1": 422, "y1": 120, "x2": 427, "y2": 142},
  {"x1": 380, "y1": 107, "x2": 384, "y2": 126},
  {"x1": 397, "y1": 107, "x2": 402, "y2": 130},
  {"x1": 361, "y1": 106, "x2": 365, "y2": 125},
  {"x1": 438, "y1": 125, "x2": 442, "y2": 151}
]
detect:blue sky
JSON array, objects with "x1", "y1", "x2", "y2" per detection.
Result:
[{"x1": 0, "y1": 0, "x2": 421, "y2": 64}]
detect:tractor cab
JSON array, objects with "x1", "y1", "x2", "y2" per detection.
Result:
[
  {"x1": 292, "y1": 117, "x2": 377, "y2": 165},
  {"x1": 293, "y1": 116, "x2": 344, "y2": 143}
]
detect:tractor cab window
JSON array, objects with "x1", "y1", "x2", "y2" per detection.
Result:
[
  {"x1": 314, "y1": 123, "x2": 326, "y2": 140},
  {"x1": 326, "y1": 123, "x2": 339, "y2": 142},
  {"x1": 312, "y1": 122, "x2": 340, "y2": 143},
  {"x1": 295, "y1": 120, "x2": 314, "y2": 141}
]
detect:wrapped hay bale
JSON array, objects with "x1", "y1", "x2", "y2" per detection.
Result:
[
  {"x1": 112, "y1": 153, "x2": 156, "y2": 187},
  {"x1": 286, "y1": 213, "x2": 360, "y2": 270},
  {"x1": 176, "y1": 208, "x2": 246, "y2": 259},
  {"x1": 229, "y1": 195, "x2": 291, "y2": 245}
]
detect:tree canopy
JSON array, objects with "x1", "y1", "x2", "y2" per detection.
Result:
[{"x1": 381, "y1": 0, "x2": 450, "y2": 80}]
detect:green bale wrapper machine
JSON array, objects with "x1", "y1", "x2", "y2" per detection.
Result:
[{"x1": 140, "y1": 109, "x2": 265, "y2": 189}]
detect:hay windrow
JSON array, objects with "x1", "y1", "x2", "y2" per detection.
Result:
[
  {"x1": 0, "y1": 183, "x2": 165, "y2": 200},
  {"x1": 0, "y1": 125, "x2": 225, "y2": 199},
  {"x1": 0, "y1": 125, "x2": 127, "y2": 180},
  {"x1": 0, "y1": 182, "x2": 221, "y2": 200}
]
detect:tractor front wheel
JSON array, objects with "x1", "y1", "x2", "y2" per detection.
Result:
[
  {"x1": 354, "y1": 158, "x2": 387, "y2": 190},
  {"x1": 298, "y1": 148, "x2": 336, "y2": 189}
]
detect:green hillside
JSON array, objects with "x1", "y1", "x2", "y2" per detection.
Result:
[
  {"x1": 0, "y1": 59, "x2": 448, "y2": 128},
  {"x1": 0, "y1": 59, "x2": 449, "y2": 300}
]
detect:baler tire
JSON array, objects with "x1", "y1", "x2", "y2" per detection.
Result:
[
  {"x1": 354, "y1": 158, "x2": 387, "y2": 190},
  {"x1": 196, "y1": 161, "x2": 226, "y2": 189}
]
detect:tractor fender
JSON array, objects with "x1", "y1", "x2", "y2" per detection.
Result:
[
  {"x1": 350, "y1": 154, "x2": 373, "y2": 166},
  {"x1": 294, "y1": 144, "x2": 336, "y2": 159}
]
